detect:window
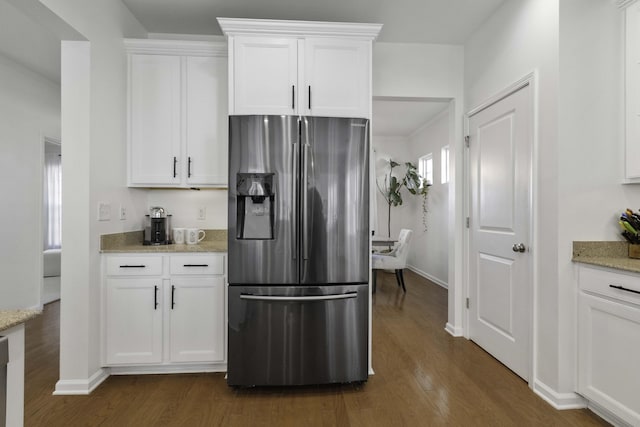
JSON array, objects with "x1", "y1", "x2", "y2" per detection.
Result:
[
  {"x1": 44, "y1": 140, "x2": 62, "y2": 249},
  {"x1": 441, "y1": 145, "x2": 450, "y2": 184},
  {"x1": 418, "y1": 153, "x2": 433, "y2": 186}
]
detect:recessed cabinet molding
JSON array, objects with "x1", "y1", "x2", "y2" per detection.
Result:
[
  {"x1": 102, "y1": 253, "x2": 227, "y2": 372},
  {"x1": 125, "y1": 39, "x2": 228, "y2": 188},
  {"x1": 576, "y1": 264, "x2": 640, "y2": 426},
  {"x1": 218, "y1": 18, "x2": 381, "y2": 119},
  {"x1": 624, "y1": 4, "x2": 640, "y2": 182}
]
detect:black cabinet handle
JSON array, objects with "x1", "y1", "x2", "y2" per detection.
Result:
[
  {"x1": 119, "y1": 265, "x2": 145, "y2": 268},
  {"x1": 308, "y1": 85, "x2": 311, "y2": 109},
  {"x1": 183, "y1": 264, "x2": 209, "y2": 267},
  {"x1": 154, "y1": 285, "x2": 159, "y2": 310},
  {"x1": 188, "y1": 157, "x2": 192, "y2": 178},
  {"x1": 609, "y1": 284, "x2": 640, "y2": 295},
  {"x1": 173, "y1": 157, "x2": 177, "y2": 178},
  {"x1": 171, "y1": 285, "x2": 176, "y2": 309}
]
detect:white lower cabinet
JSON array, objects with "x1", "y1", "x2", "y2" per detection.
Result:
[
  {"x1": 577, "y1": 265, "x2": 640, "y2": 426},
  {"x1": 103, "y1": 253, "x2": 226, "y2": 370}
]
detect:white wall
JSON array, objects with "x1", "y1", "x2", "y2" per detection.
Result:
[
  {"x1": 407, "y1": 110, "x2": 449, "y2": 287},
  {"x1": 0, "y1": 53, "x2": 60, "y2": 309},
  {"x1": 558, "y1": 0, "x2": 639, "y2": 393},
  {"x1": 373, "y1": 42, "x2": 465, "y2": 334},
  {"x1": 146, "y1": 189, "x2": 227, "y2": 230},
  {"x1": 40, "y1": 0, "x2": 147, "y2": 393}
]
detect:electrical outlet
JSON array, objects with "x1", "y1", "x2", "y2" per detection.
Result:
[
  {"x1": 198, "y1": 206, "x2": 206, "y2": 220},
  {"x1": 119, "y1": 205, "x2": 127, "y2": 221},
  {"x1": 98, "y1": 202, "x2": 111, "y2": 221}
]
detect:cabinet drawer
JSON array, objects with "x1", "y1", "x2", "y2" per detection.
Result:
[
  {"x1": 106, "y1": 256, "x2": 163, "y2": 276},
  {"x1": 170, "y1": 254, "x2": 224, "y2": 275},
  {"x1": 579, "y1": 265, "x2": 640, "y2": 305}
]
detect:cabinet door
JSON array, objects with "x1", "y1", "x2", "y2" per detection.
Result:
[
  {"x1": 578, "y1": 292, "x2": 640, "y2": 426},
  {"x1": 168, "y1": 277, "x2": 225, "y2": 363},
  {"x1": 626, "y1": 4, "x2": 640, "y2": 180},
  {"x1": 185, "y1": 56, "x2": 228, "y2": 186},
  {"x1": 105, "y1": 278, "x2": 163, "y2": 365},
  {"x1": 129, "y1": 54, "x2": 182, "y2": 186},
  {"x1": 232, "y1": 36, "x2": 298, "y2": 115},
  {"x1": 302, "y1": 38, "x2": 370, "y2": 119}
]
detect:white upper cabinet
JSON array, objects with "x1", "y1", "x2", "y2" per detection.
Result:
[
  {"x1": 624, "y1": 2, "x2": 640, "y2": 182},
  {"x1": 302, "y1": 38, "x2": 370, "y2": 118},
  {"x1": 232, "y1": 37, "x2": 298, "y2": 115},
  {"x1": 219, "y1": 18, "x2": 382, "y2": 119},
  {"x1": 126, "y1": 40, "x2": 228, "y2": 188},
  {"x1": 129, "y1": 54, "x2": 182, "y2": 186}
]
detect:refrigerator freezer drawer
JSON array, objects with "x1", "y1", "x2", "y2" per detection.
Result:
[{"x1": 227, "y1": 284, "x2": 369, "y2": 386}]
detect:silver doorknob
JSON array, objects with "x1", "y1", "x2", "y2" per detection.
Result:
[{"x1": 512, "y1": 243, "x2": 526, "y2": 253}]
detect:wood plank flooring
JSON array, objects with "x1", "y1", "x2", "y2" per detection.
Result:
[{"x1": 24, "y1": 271, "x2": 608, "y2": 426}]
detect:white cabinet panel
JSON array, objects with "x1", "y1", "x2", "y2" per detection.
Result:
[
  {"x1": 185, "y1": 56, "x2": 228, "y2": 186},
  {"x1": 129, "y1": 55, "x2": 181, "y2": 186},
  {"x1": 233, "y1": 37, "x2": 298, "y2": 115},
  {"x1": 627, "y1": 3, "x2": 640, "y2": 181},
  {"x1": 577, "y1": 265, "x2": 640, "y2": 426},
  {"x1": 170, "y1": 254, "x2": 224, "y2": 275},
  {"x1": 303, "y1": 38, "x2": 370, "y2": 118},
  {"x1": 106, "y1": 256, "x2": 163, "y2": 276},
  {"x1": 105, "y1": 278, "x2": 163, "y2": 365},
  {"x1": 169, "y1": 277, "x2": 225, "y2": 363}
]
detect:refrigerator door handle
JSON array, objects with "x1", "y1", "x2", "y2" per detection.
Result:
[
  {"x1": 302, "y1": 142, "x2": 310, "y2": 261},
  {"x1": 240, "y1": 292, "x2": 357, "y2": 302},
  {"x1": 292, "y1": 139, "x2": 299, "y2": 260}
]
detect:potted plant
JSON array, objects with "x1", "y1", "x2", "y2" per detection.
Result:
[{"x1": 376, "y1": 159, "x2": 431, "y2": 237}]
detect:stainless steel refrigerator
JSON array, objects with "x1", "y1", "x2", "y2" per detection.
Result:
[{"x1": 227, "y1": 115, "x2": 369, "y2": 387}]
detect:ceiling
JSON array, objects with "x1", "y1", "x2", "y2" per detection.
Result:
[{"x1": 122, "y1": 0, "x2": 506, "y2": 43}]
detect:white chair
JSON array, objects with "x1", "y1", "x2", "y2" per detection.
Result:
[{"x1": 372, "y1": 229, "x2": 413, "y2": 293}]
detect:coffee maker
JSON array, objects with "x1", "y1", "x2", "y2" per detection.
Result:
[{"x1": 143, "y1": 206, "x2": 172, "y2": 245}]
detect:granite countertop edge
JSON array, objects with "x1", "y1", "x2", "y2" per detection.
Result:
[
  {"x1": 100, "y1": 229, "x2": 228, "y2": 253},
  {"x1": 572, "y1": 240, "x2": 640, "y2": 274},
  {"x1": 0, "y1": 309, "x2": 41, "y2": 333}
]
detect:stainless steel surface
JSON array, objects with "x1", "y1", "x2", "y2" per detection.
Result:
[
  {"x1": 239, "y1": 292, "x2": 357, "y2": 302},
  {"x1": 0, "y1": 336, "x2": 8, "y2": 427},
  {"x1": 149, "y1": 206, "x2": 166, "y2": 218},
  {"x1": 512, "y1": 243, "x2": 526, "y2": 253},
  {"x1": 228, "y1": 285, "x2": 368, "y2": 386},
  {"x1": 228, "y1": 115, "x2": 298, "y2": 285},
  {"x1": 300, "y1": 117, "x2": 370, "y2": 285}
]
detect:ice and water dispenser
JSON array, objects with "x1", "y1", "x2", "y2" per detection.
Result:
[{"x1": 236, "y1": 173, "x2": 275, "y2": 240}]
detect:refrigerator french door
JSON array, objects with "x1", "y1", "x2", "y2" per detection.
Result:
[{"x1": 227, "y1": 115, "x2": 370, "y2": 386}]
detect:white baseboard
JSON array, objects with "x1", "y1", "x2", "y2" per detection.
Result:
[
  {"x1": 532, "y1": 380, "x2": 587, "y2": 410},
  {"x1": 588, "y1": 400, "x2": 633, "y2": 427},
  {"x1": 407, "y1": 265, "x2": 448, "y2": 289},
  {"x1": 53, "y1": 368, "x2": 109, "y2": 395},
  {"x1": 445, "y1": 322, "x2": 464, "y2": 337},
  {"x1": 108, "y1": 363, "x2": 227, "y2": 375}
]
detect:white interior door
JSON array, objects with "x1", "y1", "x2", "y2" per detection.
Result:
[{"x1": 468, "y1": 83, "x2": 532, "y2": 381}]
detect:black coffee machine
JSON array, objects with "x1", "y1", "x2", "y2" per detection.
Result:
[{"x1": 144, "y1": 206, "x2": 172, "y2": 245}]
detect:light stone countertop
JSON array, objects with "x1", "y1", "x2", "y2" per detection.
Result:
[
  {"x1": 0, "y1": 309, "x2": 40, "y2": 333},
  {"x1": 100, "y1": 229, "x2": 227, "y2": 253},
  {"x1": 572, "y1": 241, "x2": 640, "y2": 274}
]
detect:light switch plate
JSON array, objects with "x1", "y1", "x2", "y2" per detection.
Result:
[
  {"x1": 98, "y1": 202, "x2": 111, "y2": 221},
  {"x1": 119, "y1": 205, "x2": 127, "y2": 221},
  {"x1": 198, "y1": 206, "x2": 206, "y2": 220}
]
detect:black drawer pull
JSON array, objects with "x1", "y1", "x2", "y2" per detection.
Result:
[
  {"x1": 154, "y1": 285, "x2": 159, "y2": 310},
  {"x1": 119, "y1": 265, "x2": 146, "y2": 268},
  {"x1": 173, "y1": 156, "x2": 177, "y2": 178},
  {"x1": 171, "y1": 285, "x2": 176, "y2": 309},
  {"x1": 183, "y1": 264, "x2": 209, "y2": 267},
  {"x1": 609, "y1": 284, "x2": 640, "y2": 295}
]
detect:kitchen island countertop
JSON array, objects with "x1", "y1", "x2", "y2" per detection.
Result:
[
  {"x1": 572, "y1": 241, "x2": 640, "y2": 274},
  {"x1": 100, "y1": 229, "x2": 227, "y2": 253},
  {"x1": 0, "y1": 309, "x2": 40, "y2": 332}
]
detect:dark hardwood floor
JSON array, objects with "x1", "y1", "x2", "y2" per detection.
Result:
[{"x1": 24, "y1": 271, "x2": 608, "y2": 426}]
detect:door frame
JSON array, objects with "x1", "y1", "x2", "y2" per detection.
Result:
[{"x1": 462, "y1": 71, "x2": 538, "y2": 388}]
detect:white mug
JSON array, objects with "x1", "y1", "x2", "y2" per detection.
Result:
[
  {"x1": 186, "y1": 228, "x2": 205, "y2": 245},
  {"x1": 172, "y1": 228, "x2": 186, "y2": 244}
]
